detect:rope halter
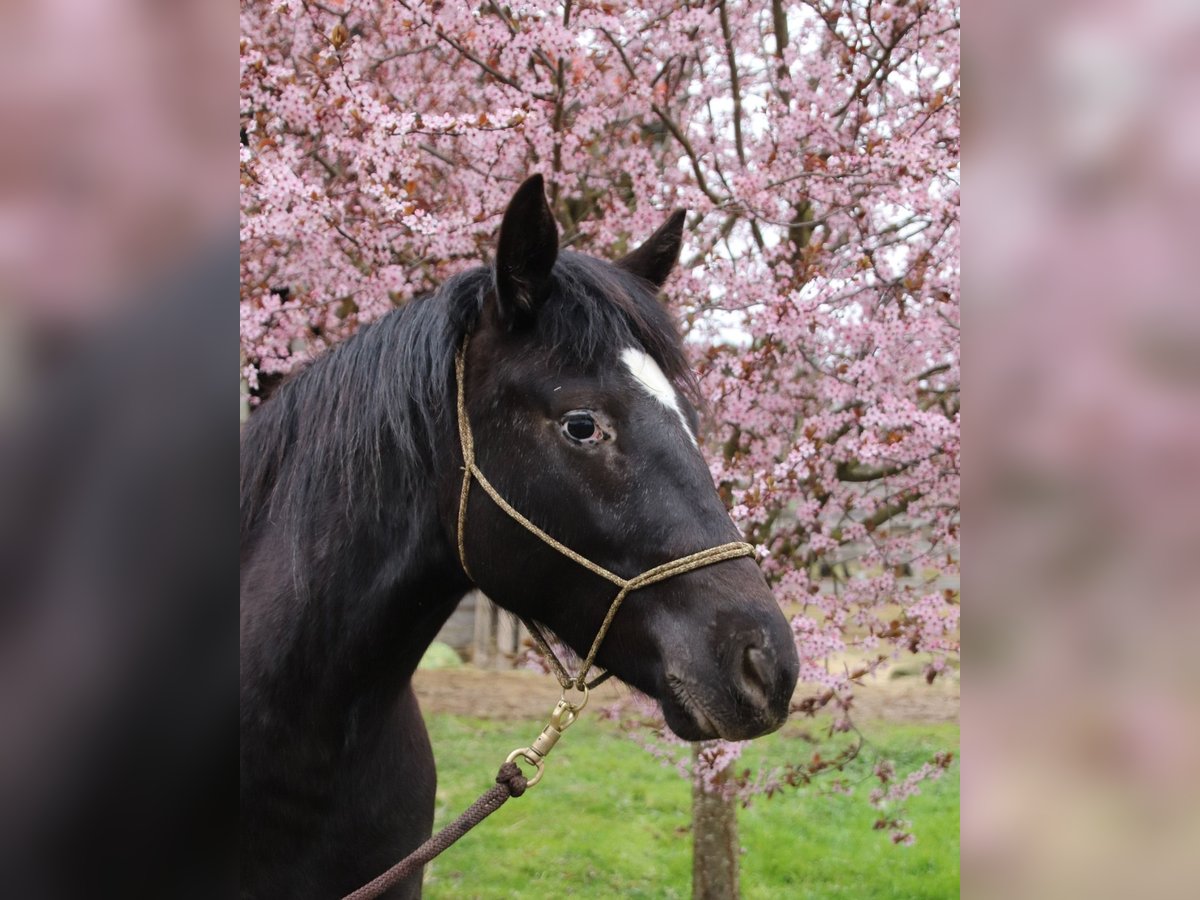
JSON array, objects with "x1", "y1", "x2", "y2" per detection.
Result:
[{"x1": 453, "y1": 335, "x2": 754, "y2": 691}]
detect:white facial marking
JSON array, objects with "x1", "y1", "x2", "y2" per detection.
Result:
[{"x1": 620, "y1": 347, "x2": 698, "y2": 447}]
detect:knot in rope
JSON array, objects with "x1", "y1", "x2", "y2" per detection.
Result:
[{"x1": 495, "y1": 761, "x2": 528, "y2": 798}]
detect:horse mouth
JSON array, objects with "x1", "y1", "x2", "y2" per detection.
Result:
[
  {"x1": 663, "y1": 671, "x2": 791, "y2": 741},
  {"x1": 663, "y1": 674, "x2": 723, "y2": 741}
]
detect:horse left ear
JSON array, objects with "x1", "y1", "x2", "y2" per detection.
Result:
[
  {"x1": 494, "y1": 174, "x2": 559, "y2": 321},
  {"x1": 616, "y1": 209, "x2": 687, "y2": 290}
]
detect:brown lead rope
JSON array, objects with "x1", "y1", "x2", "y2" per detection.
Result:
[
  {"x1": 339, "y1": 694, "x2": 583, "y2": 900},
  {"x1": 341, "y1": 337, "x2": 755, "y2": 899},
  {"x1": 340, "y1": 762, "x2": 529, "y2": 900}
]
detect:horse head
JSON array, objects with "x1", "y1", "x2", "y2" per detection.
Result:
[{"x1": 447, "y1": 176, "x2": 798, "y2": 741}]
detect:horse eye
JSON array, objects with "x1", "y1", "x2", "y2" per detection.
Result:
[{"x1": 562, "y1": 412, "x2": 600, "y2": 443}]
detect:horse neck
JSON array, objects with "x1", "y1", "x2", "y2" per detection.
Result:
[{"x1": 241, "y1": 448, "x2": 468, "y2": 736}]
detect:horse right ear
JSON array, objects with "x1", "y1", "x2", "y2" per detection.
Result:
[
  {"x1": 616, "y1": 209, "x2": 686, "y2": 290},
  {"x1": 493, "y1": 175, "x2": 559, "y2": 323}
]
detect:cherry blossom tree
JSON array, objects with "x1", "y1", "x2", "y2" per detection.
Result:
[{"x1": 242, "y1": 0, "x2": 959, "y2": 889}]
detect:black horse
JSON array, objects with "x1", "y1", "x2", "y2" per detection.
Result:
[{"x1": 240, "y1": 176, "x2": 799, "y2": 899}]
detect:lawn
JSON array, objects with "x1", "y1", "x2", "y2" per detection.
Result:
[{"x1": 422, "y1": 714, "x2": 959, "y2": 899}]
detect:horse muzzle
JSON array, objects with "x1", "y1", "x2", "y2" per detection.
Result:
[{"x1": 660, "y1": 620, "x2": 799, "y2": 741}]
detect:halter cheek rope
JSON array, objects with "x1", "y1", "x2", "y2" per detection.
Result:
[{"x1": 341, "y1": 336, "x2": 753, "y2": 899}]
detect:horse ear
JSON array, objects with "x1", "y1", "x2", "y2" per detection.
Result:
[
  {"x1": 493, "y1": 174, "x2": 558, "y2": 320},
  {"x1": 616, "y1": 209, "x2": 686, "y2": 290}
]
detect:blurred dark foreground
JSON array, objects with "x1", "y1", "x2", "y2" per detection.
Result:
[
  {"x1": 0, "y1": 1, "x2": 236, "y2": 898},
  {"x1": 0, "y1": 243, "x2": 238, "y2": 898}
]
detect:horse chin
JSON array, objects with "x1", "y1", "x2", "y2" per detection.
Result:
[
  {"x1": 660, "y1": 691, "x2": 721, "y2": 742},
  {"x1": 660, "y1": 673, "x2": 783, "y2": 742}
]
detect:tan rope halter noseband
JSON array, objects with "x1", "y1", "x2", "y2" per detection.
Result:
[{"x1": 454, "y1": 335, "x2": 754, "y2": 692}]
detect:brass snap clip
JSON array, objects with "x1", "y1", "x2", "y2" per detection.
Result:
[{"x1": 504, "y1": 685, "x2": 589, "y2": 789}]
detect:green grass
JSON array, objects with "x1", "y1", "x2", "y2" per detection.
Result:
[{"x1": 422, "y1": 715, "x2": 958, "y2": 899}]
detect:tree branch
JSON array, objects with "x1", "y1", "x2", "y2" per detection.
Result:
[
  {"x1": 398, "y1": 0, "x2": 532, "y2": 96},
  {"x1": 864, "y1": 494, "x2": 915, "y2": 533},
  {"x1": 650, "y1": 103, "x2": 725, "y2": 205},
  {"x1": 771, "y1": 0, "x2": 792, "y2": 104},
  {"x1": 717, "y1": 1, "x2": 746, "y2": 167},
  {"x1": 836, "y1": 460, "x2": 914, "y2": 483}
]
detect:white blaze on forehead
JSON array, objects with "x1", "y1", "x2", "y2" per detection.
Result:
[{"x1": 620, "y1": 347, "x2": 698, "y2": 447}]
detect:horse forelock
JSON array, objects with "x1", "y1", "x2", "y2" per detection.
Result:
[{"x1": 538, "y1": 252, "x2": 697, "y2": 403}]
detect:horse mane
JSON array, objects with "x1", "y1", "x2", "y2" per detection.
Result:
[{"x1": 239, "y1": 251, "x2": 697, "y2": 553}]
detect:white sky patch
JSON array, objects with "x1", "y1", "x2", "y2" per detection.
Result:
[{"x1": 620, "y1": 348, "x2": 698, "y2": 448}]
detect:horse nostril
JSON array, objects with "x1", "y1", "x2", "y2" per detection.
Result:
[{"x1": 741, "y1": 645, "x2": 770, "y2": 699}]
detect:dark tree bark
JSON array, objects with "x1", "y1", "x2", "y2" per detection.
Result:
[{"x1": 691, "y1": 744, "x2": 740, "y2": 900}]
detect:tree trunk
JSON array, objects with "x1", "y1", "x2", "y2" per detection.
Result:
[{"x1": 691, "y1": 744, "x2": 740, "y2": 900}]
